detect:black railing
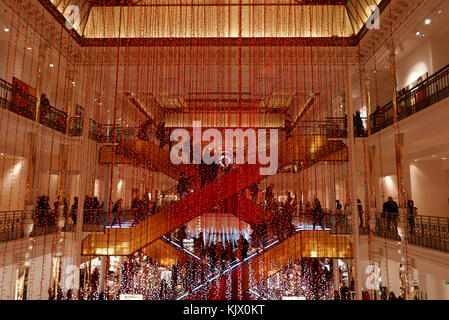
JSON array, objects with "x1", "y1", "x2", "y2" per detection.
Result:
[
  {"x1": 372, "y1": 213, "x2": 449, "y2": 252},
  {"x1": 0, "y1": 78, "x2": 12, "y2": 110},
  {"x1": 39, "y1": 103, "x2": 67, "y2": 133},
  {"x1": 369, "y1": 63, "x2": 449, "y2": 134},
  {"x1": 0, "y1": 77, "x2": 85, "y2": 136},
  {"x1": 68, "y1": 116, "x2": 84, "y2": 137},
  {"x1": 0, "y1": 211, "x2": 24, "y2": 242},
  {"x1": 101, "y1": 125, "x2": 139, "y2": 144},
  {"x1": 88, "y1": 119, "x2": 107, "y2": 143},
  {"x1": 2, "y1": 80, "x2": 37, "y2": 121},
  {"x1": 88, "y1": 119, "x2": 139, "y2": 144},
  {"x1": 298, "y1": 117, "x2": 348, "y2": 139}
]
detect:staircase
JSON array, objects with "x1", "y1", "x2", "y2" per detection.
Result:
[
  {"x1": 82, "y1": 133, "x2": 348, "y2": 256},
  {"x1": 182, "y1": 230, "x2": 353, "y2": 300}
]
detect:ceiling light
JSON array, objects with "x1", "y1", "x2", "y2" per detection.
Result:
[
  {"x1": 416, "y1": 31, "x2": 421, "y2": 36},
  {"x1": 27, "y1": 47, "x2": 32, "y2": 50},
  {"x1": 49, "y1": 63, "x2": 54, "y2": 68},
  {"x1": 443, "y1": 157, "x2": 448, "y2": 160},
  {"x1": 4, "y1": 27, "x2": 10, "y2": 32},
  {"x1": 425, "y1": 18, "x2": 431, "y2": 25}
]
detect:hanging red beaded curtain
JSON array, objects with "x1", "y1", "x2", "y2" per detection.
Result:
[{"x1": 0, "y1": 0, "x2": 393, "y2": 300}]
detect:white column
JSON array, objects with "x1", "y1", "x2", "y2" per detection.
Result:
[{"x1": 98, "y1": 256, "x2": 106, "y2": 294}]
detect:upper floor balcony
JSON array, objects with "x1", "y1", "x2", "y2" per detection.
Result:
[
  {"x1": 361, "y1": 63, "x2": 449, "y2": 136},
  {"x1": 0, "y1": 78, "x2": 83, "y2": 137}
]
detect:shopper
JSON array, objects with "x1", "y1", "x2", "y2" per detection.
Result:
[
  {"x1": 382, "y1": 196, "x2": 399, "y2": 231},
  {"x1": 407, "y1": 200, "x2": 417, "y2": 234}
]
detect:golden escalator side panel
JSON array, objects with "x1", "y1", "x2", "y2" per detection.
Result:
[
  {"x1": 82, "y1": 228, "x2": 131, "y2": 256},
  {"x1": 140, "y1": 239, "x2": 191, "y2": 268},
  {"x1": 247, "y1": 231, "x2": 353, "y2": 283},
  {"x1": 300, "y1": 230, "x2": 353, "y2": 259},
  {"x1": 98, "y1": 145, "x2": 134, "y2": 166}
]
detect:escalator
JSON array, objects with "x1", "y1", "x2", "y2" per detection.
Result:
[
  {"x1": 182, "y1": 229, "x2": 353, "y2": 300},
  {"x1": 99, "y1": 139, "x2": 199, "y2": 182},
  {"x1": 82, "y1": 133, "x2": 349, "y2": 256},
  {"x1": 139, "y1": 238, "x2": 201, "y2": 269},
  {"x1": 222, "y1": 194, "x2": 270, "y2": 226}
]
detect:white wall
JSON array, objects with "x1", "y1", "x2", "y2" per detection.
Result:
[
  {"x1": 397, "y1": 39, "x2": 433, "y2": 91},
  {"x1": 410, "y1": 160, "x2": 449, "y2": 217}
]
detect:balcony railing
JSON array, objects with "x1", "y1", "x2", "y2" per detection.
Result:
[
  {"x1": 88, "y1": 119, "x2": 139, "y2": 144},
  {"x1": 371, "y1": 213, "x2": 449, "y2": 253},
  {"x1": 39, "y1": 103, "x2": 67, "y2": 133},
  {"x1": 0, "y1": 211, "x2": 24, "y2": 242},
  {"x1": 298, "y1": 117, "x2": 348, "y2": 139},
  {"x1": 369, "y1": 63, "x2": 449, "y2": 134},
  {"x1": 0, "y1": 77, "x2": 83, "y2": 137},
  {"x1": 0, "y1": 79, "x2": 37, "y2": 121},
  {"x1": 68, "y1": 116, "x2": 84, "y2": 137}
]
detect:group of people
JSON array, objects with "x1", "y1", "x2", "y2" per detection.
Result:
[
  {"x1": 381, "y1": 196, "x2": 418, "y2": 234},
  {"x1": 34, "y1": 195, "x2": 105, "y2": 230},
  {"x1": 82, "y1": 195, "x2": 102, "y2": 225},
  {"x1": 170, "y1": 227, "x2": 250, "y2": 270},
  {"x1": 35, "y1": 195, "x2": 57, "y2": 228},
  {"x1": 130, "y1": 194, "x2": 158, "y2": 224},
  {"x1": 137, "y1": 118, "x2": 170, "y2": 150}
]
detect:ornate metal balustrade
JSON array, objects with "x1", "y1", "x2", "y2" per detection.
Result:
[
  {"x1": 0, "y1": 77, "x2": 83, "y2": 136},
  {"x1": 372, "y1": 213, "x2": 449, "y2": 253},
  {"x1": 369, "y1": 63, "x2": 449, "y2": 134},
  {"x1": 0, "y1": 211, "x2": 24, "y2": 241}
]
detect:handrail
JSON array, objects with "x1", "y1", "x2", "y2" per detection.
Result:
[
  {"x1": 369, "y1": 63, "x2": 449, "y2": 134},
  {"x1": 0, "y1": 77, "x2": 85, "y2": 136},
  {"x1": 39, "y1": 102, "x2": 68, "y2": 133},
  {"x1": 0, "y1": 210, "x2": 24, "y2": 242},
  {"x1": 368, "y1": 212, "x2": 449, "y2": 252}
]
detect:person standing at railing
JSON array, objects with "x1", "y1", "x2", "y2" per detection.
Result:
[
  {"x1": 70, "y1": 197, "x2": 78, "y2": 225},
  {"x1": 131, "y1": 195, "x2": 141, "y2": 224},
  {"x1": 416, "y1": 77, "x2": 427, "y2": 104},
  {"x1": 357, "y1": 199, "x2": 364, "y2": 228},
  {"x1": 92, "y1": 197, "x2": 101, "y2": 224},
  {"x1": 312, "y1": 197, "x2": 324, "y2": 230},
  {"x1": 36, "y1": 195, "x2": 50, "y2": 227},
  {"x1": 406, "y1": 200, "x2": 417, "y2": 234},
  {"x1": 40, "y1": 93, "x2": 50, "y2": 109},
  {"x1": 111, "y1": 199, "x2": 123, "y2": 227},
  {"x1": 382, "y1": 196, "x2": 399, "y2": 231},
  {"x1": 354, "y1": 111, "x2": 365, "y2": 137}
]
